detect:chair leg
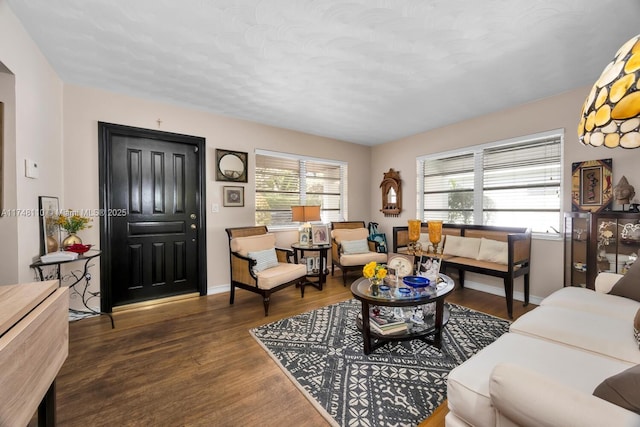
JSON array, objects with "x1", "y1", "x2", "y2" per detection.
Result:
[
  {"x1": 229, "y1": 284, "x2": 235, "y2": 305},
  {"x1": 342, "y1": 268, "x2": 348, "y2": 286},
  {"x1": 523, "y1": 273, "x2": 530, "y2": 306},
  {"x1": 458, "y1": 270, "x2": 465, "y2": 288},
  {"x1": 263, "y1": 293, "x2": 271, "y2": 316}
]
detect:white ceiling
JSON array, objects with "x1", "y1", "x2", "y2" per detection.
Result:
[{"x1": 6, "y1": 0, "x2": 640, "y2": 145}]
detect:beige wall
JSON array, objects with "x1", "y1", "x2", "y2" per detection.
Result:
[
  {"x1": 63, "y1": 84, "x2": 370, "y2": 297},
  {"x1": 372, "y1": 87, "x2": 640, "y2": 302},
  {"x1": 0, "y1": 2, "x2": 64, "y2": 285},
  {"x1": 0, "y1": 68, "x2": 17, "y2": 284}
]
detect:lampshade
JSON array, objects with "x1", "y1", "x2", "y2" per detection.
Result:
[
  {"x1": 291, "y1": 205, "x2": 321, "y2": 222},
  {"x1": 578, "y1": 34, "x2": 640, "y2": 148}
]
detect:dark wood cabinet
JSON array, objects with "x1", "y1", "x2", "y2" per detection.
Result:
[{"x1": 564, "y1": 212, "x2": 640, "y2": 289}]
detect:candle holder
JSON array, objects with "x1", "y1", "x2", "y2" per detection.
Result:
[
  {"x1": 407, "y1": 219, "x2": 422, "y2": 256},
  {"x1": 427, "y1": 220, "x2": 443, "y2": 255}
]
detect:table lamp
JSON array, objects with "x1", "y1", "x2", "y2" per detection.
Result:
[{"x1": 291, "y1": 205, "x2": 321, "y2": 245}]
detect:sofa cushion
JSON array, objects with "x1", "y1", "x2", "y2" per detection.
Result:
[
  {"x1": 510, "y1": 305, "x2": 640, "y2": 363},
  {"x1": 442, "y1": 235, "x2": 481, "y2": 259},
  {"x1": 339, "y1": 251, "x2": 387, "y2": 267},
  {"x1": 331, "y1": 227, "x2": 369, "y2": 244},
  {"x1": 230, "y1": 233, "x2": 276, "y2": 256},
  {"x1": 255, "y1": 262, "x2": 307, "y2": 290},
  {"x1": 476, "y1": 238, "x2": 508, "y2": 264},
  {"x1": 247, "y1": 248, "x2": 279, "y2": 273},
  {"x1": 593, "y1": 364, "x2": 640, "y2": 414},
  {"x1": 609, "y1": 260, "x2": 640, "y2": 302},
  {"x1": 341, "y1": 238, "x2": 370, "y2": 254},
  {"x1": 447, "y1": 333, "x2": 634, "y2": 427},
  {"x1": 541, "y1": 286, "x2": 640, "y2": 322}
]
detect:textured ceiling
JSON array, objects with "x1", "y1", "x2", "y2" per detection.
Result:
[{"x1": 6, "y1": 0, "x2": 640, "y2": 145}]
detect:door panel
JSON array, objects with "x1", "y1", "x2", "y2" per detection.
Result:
[{"x1": 99, "y1": 123, "x2": 206, "y2": 310}]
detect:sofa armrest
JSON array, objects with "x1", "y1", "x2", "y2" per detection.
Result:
[
  {"x1": 489, "y1": 363, "x2": 640, "y2": 427},
  {"x1": 595, "y1": 272, "x2": 623, "y2": 294}
]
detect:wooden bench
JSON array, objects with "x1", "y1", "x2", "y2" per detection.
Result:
[{"x1": 392, "y1": 223, "x2": 532, "y2": 318}]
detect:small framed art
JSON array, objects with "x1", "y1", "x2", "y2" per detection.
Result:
[
  {"x1": 311, "y1": 224, "x2": 329, "y2": 245},
  {"x1": 38, "y1": 195, "x2": 60, "y2": 255},
  {"x1": 223, "y1": 186, "x2": 244, "y2": 207},
  {"x1": 571, "y1": 158, "x2": 613, "y2": 212}
]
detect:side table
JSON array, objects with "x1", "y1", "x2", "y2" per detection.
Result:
[
  {"x1": 291, "y1": 242, "x2": 331, "y2": 296},
  {"x1": 30, "y1": 249, "x2": 114, "y2": 328}
]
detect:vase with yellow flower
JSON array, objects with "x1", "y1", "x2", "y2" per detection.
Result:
[
  {"x1": 363, "y1": 261, "x2": 387, "y2": 296},
  {"x1": 57, "y1": 211, "x2": 92, "y2": 248}
]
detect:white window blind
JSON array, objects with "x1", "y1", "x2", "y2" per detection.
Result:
[
  {"x1": 418, "y1": 131, "x2": 563, "y2": 235},
  {"x1": 255, "y1": 150, "x2": 347, "y2": 226}
]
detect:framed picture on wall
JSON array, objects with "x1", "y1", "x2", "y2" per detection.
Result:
[
  {"x1": 223, "y1": 186, "x2": 244, "y2": 207},
  {"x1": 571, "y1": 158, "x2": 613, "y2": 212},
  {"x1": 38, "y1": 196, "x2": 60, "y2": 255}
]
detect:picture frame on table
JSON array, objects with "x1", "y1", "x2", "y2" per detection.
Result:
[
  {"x1": 311, "y1": 224, "x2": 329, "y2": 245},
  {"x1": 223, "y1": 186, "x2": 244, "y2": 207},
  {"x1": 299, "y1": 231, "x2": 310, "y2": 246},
  {"x1": 38, "y1": 196, "x2": 60, "y2": 255}
]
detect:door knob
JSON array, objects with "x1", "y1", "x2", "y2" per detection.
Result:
[{"x1": 190, "y1": 224, "x2": 197, "y2": 230}]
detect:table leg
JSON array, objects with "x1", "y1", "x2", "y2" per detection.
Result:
[
  {"x1": 434, "y1": 299, "x2": 445, "y2": 348},
  {"x1": 38, "y1": 381, "x2": 55, "y2": 427},
  {"x1": 361, "y1": 300, "x2": 372, "y2": 354}
]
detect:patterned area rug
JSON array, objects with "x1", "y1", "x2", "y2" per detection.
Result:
[{"x1": 250, "y1": 299, "x2": 509, "y2": 427}]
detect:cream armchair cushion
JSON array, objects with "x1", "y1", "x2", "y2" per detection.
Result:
[
  {"x1": 230, "y1": 233, "x2": 276, "y2": 255},
  {"x1": 331, "y1": 227, "x2": 370, "y2": 243}
]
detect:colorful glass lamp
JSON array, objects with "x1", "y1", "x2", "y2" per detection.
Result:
[{"x1": 578, "y1": 34, "x2": 640, "y2": 148}]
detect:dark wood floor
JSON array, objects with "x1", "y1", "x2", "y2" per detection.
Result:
[{"x1": 55, "y1": 274, "x2": 536, "y2": 427}]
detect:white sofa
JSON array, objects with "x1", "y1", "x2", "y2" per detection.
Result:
[{"x1": 446, "y1": 272, "x2": 640, "y2": 426}]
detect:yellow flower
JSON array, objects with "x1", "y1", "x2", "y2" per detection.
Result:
[
  {"x1": 363, "y1": 261, "x2": 387, "y2": 279},
  {"x1": 57, "y1": 211, "x2": 92, "y2": 234}
]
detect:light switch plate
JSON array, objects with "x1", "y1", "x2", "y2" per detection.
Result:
[{"x1": 25, "y1": 158, "x2": 39, "y2": 179}]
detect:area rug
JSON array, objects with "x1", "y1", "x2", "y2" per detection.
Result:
[{"x1": 250, "y1": 299, "x2": 510, "y2": 427}]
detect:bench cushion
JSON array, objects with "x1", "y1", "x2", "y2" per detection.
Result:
[
  {"x1": 476, "y1": 237, "x2": 508, "y2": 264},
  {"x1": 443, "y1": 235, "x2": 481, "y2": 258}
]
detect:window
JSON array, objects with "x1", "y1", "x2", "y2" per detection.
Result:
[
  {"x1": 418, "y1": 130, "x2": 563, "y2": 235},
  {"x1": 255, "y1": 150, "x2": 347, "y2": 226}
]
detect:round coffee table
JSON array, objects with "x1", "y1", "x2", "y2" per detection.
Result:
[{"x1": 350, "y1": 274, "x2": 455, "y2": 354}]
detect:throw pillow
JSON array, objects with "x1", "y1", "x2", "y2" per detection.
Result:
[
  {"x1": 442, "y1": 235, "x2": 482, "y2": 259},
  {"x1": 635, "y1": 308, "x2": 640, "y2": 350},
  {"x1": 608, "y1": 260, "x2": 640, "y2": 302},
  {"x1": 593, "y1": 364, "x2": 640, "y2": 414},
  {"x1": 247, "y1": 248, "x2": 279, "y2": 273},
  {"x1": 341, "y1": 239, "x2": 370, "y2": 254},
  {"x1": 476, "y1": 238, "x2": 508, "y2": 264}
]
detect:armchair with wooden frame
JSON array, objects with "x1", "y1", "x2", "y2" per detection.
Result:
[
  {"x1": 225, "y1": 226, "x2": 307, "y2": 316},
  {"x1": 330, "y1": 221, "x2": 388, "y2": 286}
]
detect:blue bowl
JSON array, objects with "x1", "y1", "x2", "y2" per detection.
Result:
[{"x1": 402, "y1": 275, "x2": 430, "y2": 288}]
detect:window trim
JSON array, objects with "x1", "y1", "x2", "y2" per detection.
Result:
[{"x1": 416, "y1": 129, "x2": 564, "y2": 238}]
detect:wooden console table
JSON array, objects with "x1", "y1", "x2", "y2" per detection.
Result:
[{"x1": 0, "y1": 281, "x2": 68, "y2": 426}]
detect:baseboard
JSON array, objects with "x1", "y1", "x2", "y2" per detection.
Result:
[
  {"x1": 207, "y1": 283, "x2": 230, "y2": 295},
  {"x1": 462, "y1": 280, "x2": 544, "y2": 306}
]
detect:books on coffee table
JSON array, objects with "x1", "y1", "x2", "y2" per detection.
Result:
[{"x1": 360, "y1": 310, "x2": 408, "y2": 335}]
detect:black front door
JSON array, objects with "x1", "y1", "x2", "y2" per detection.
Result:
[{"x1": 99, "y1": 123, "x2": 206, "y2": 311}]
